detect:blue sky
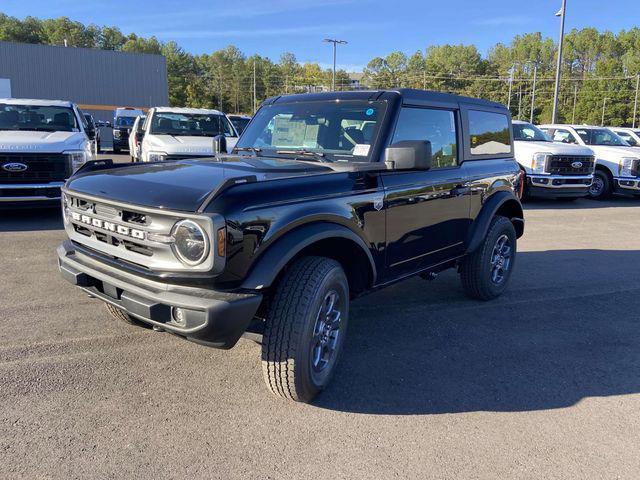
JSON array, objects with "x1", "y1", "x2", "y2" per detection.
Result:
[{"x1": 2, "y1": 0, "x2": 639, "y2": 70}]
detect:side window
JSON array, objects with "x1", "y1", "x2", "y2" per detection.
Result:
[
  {"x1": 468, "y1": 110, "x2": 511, "y2": 155},
  {"x1": 392, "y1": 107, "x2": 458, "y2": 168},
  {"x1": 554, "y1": 129, "x2": 577, "y2": 144}
]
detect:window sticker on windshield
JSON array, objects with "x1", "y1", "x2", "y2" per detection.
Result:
[
  {"x1": 365, "y1": 108, "x2": 375, "y2": 116},
  {"x1": 353, "y1": 144, "x2": 370, "y2": 156}
]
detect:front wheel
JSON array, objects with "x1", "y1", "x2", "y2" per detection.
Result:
[
  {"x1": 261, "y1": 256, "x2": 349, "y2": 403},
  {"x1": 588, "y1": 170, "x2": 612, "y2": 200},
  {"x1": 460, "y1": 216, "x2": 517, "y2": 301}
]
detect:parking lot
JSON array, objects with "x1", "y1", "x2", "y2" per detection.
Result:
[{"x1": 1, "y1": 194, "x2": 640, "y2": 479}]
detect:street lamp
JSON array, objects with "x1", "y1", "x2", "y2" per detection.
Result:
[
  {"x1": 551, "y1": 0, "x2": 567, "y2": 124},
  {"x1": 323, "y1": 38, "x2": 348, "y2": 91}
]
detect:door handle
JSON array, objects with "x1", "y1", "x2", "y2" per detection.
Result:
[{"x1": 450, "y1": 184, "x2": 471, "y2": 196}]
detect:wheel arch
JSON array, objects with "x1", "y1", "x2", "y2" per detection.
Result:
[
  {"x1": 466, "y1": 191, "x2": 524, "y2": 254},
  {"x1": 241, "y1": 222, "x2": 377, "y2": 297}
]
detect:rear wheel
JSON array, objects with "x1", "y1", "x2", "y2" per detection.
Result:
[
  {"x1": 588, "y1": 170, "x2": 612, "y2": 200},
  {"x1": 261, "y1": 256, "x2": 349, "y2": 403},
  {"x1": 460, "y1": 216, "x2": 517, "y2": 301}
]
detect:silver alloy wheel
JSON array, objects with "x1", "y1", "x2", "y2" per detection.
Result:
[
  {"x1": 311, "y1": 291, "x2": 342, "y2": 374},
  {"x1": 490, "y1": 234, "x2": 512, "y2": 285},
  {"x1": 589, "y1": 176, "x2": 604, "y2": 197}
]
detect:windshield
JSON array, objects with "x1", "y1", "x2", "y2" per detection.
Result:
[
  {"x1": 513, "y1": 122, "x2": 551, "y2": 142},
  {"x1": 615, "y1": 130, "x2": 639, "y2": 146},
  {"x1": 115, "y1": 116, "x2": 136, "y2": 127},
  {"x1": 0, "y1": 104, "x2": 79, "y2": 132},
  {"x1": 150, "y1": 112, "x2": 235, "y2": 137},
  {"x1": 575, "y1": 128, "x2": 628, "y2": 146},
  {"x1": 236, "y1": 100, "x2": 387, "y2": 162},
  {"x1": 230, "y1": 117, "x2": 251, "y2": 134}
]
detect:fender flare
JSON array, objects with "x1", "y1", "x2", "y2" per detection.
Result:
[
  {"x1": 465, "y1": 191, "x2": 524, "y2": 254},
  {"x1": 241, "y1": 222, "x2": 377, "y2": 290}
]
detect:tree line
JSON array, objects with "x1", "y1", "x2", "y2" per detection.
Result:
[{"x1": 1, "y1": 13, "x2": 639, "y2": 126}]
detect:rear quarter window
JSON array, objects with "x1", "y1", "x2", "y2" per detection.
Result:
[{"x1": 468, "y1": 110, "x2": 511, "y2": 156}]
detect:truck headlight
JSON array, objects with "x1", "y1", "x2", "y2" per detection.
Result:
[
  {"x1": 532, "y1": 152, "x2": 552, "y2": 174},
  {"x1": 64, "y1": 150, "x2": 88, "y2": 173},
  {"x1": 619, "y1": 158, "x2": 637, "y2": 177},
  {"x1": 148, "y1": 151, "x2": 167, "y2": 162},
  {"x1": 171, "y1": 220, "x2": 209, "y2": 265}
]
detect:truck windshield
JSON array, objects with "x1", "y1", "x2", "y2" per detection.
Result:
[
  {"x1": 513, "y1": 123, "x2": 551, "y2": 142},
  {"x1": 150, "y1": 112, "x2": 235, "y2": 137},
  {"x1": 115, "y1": 116, "x2": 137, "y2": 127},
  {"x1": 236, "y1": 100, "x2": 387, "y2": 162},
  {"x1": 0, "y1": 104, "x2": 79, "y2": 132},
  {"x1": 575, "y1": 128, "x2": 628, "y2": 146}
]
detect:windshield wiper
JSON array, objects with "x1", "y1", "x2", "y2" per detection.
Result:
[
  {"x1": 275, "y1": 149, "x2": 331, "y2": 163},
  {"x1": 234, "y1": 146, "x2": 263, "y2": 156}
]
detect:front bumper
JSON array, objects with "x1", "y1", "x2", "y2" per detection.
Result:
[
  {"x1": 614, "y1": 177, "x2": 640, "y2": 194},
  {"x1": 57, "y1": 240, "x2": 263, "y2": 349},
  {"x1": 0, "y1": 181, "x2": 64, "y2": 206},
  {"x1": 526, "y1": 175, "x2": 592, "y2": 198}
]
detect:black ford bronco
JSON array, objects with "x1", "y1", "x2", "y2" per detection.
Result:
[{"x1": 58, "y1": 90, "x2": 524, "y2": 403}]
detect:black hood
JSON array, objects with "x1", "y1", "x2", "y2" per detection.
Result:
[{"x1": 66, "y1": 157, "x2": 331, "y2": 212}]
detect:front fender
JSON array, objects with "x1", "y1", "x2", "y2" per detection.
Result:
[{"x1": 241, "y1": 222, "x2": 377, "y2": 290}]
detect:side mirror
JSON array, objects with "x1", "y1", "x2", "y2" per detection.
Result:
[
  {"x1": 86, "y1": 127, "x2": 96, "y2": 140},
  {"x1": 213, "y1": 134, "x2": 227, "y2": 155},
  {"x1": 384, "y1": 140, "x2": 432, "y2": 170}
]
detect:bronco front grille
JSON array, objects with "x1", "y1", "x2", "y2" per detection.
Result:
[
  {"x1": 546, "y1": 155, "x2": 595, "y2": 176},
  {"x1": 0, "y1": 153, "x2": 71, "y2": 182},
  {"x1": 63, "y1": 192, "x2": 216, "y2": 272}
]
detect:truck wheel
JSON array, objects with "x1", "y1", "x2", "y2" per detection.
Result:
[
  {"x1": 262, "y1": 256, "x2": 349, "y2": 403},
  {"x1": 588, "y1": 170, "x2": 612, "y2": 200},
  {"x1": 460, "y1": 216, "x2": 516, "y2": 301},
  {"x1": 104, "y1": 302, "x2": 139, "y2": 325}
]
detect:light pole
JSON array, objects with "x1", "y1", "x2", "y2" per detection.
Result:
[
  {"x1": 601, "y1": 97, "x2": 608, "y2": 126},
  {"x1": 633, "y1": 73, "x2": 639, "y2": 128},
  {"x1": 530, "y1": 64, "x2": 538, "y2": 123},
  {"x1": 507, "y1": 65, "x2": 515, "y2": 110},
  {"x1": 551, "y1": 0, "x2": 567, "y2": 124},
  {"x1": 323, "y1": 38, "x2": 348, "y2": 91}
]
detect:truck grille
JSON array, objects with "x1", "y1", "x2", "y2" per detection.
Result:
[
  {"x1": 63, "y1": 192, "x2": 216, "y2": 272},
  {"x1": 546, "y1": 155, "x2": 594, "y2": 176},
  {"x1": 0, "y1": 153, "x2": 71, "y2": 183},
  {"x1": 632, "y1": 160, "x2": 640, "y2": 177}
]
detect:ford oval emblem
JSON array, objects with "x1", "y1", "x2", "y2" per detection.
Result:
[
  {"x1": 2, "y1": 162, "x2": 28, "y2": 172},
  {"x1": 571, "y1": 161, "x2": 583, "y2": 169}
]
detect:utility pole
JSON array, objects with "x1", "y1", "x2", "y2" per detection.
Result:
[
  {"x1": 572, "y1": 84, "x2": 578, "y2": 124},
  {"x1": 601, "y1": 97, "x2": 608, "y2": 126},
  {"x1": 517, "y1": 84, "x2": 523, "y2": 120},
  {"x1": 551, "y1": 0, "x2": 567, "y2": 124},
  {"x1": 252, "y1": 59, "x2": 257, "y2": 114},
  {"x1": 323, "y1": 38, "x2": 347, "y2": 91},
  {"x1": 423, "y1": 70, "x2": 426, "y2": 90},
  {"x1": 633, "y1": 73, "x2": 639, "y2": 128},
  {"x1": 507, "y1": 66, "x2": 515, "y2": 110},
  {"x1": 529, "y1": 64, "x2": 538, "y2": 123}
]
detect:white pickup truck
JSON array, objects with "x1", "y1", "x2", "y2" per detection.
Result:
[
  {"x1": 539, "y1": 124, "x2": 640, "y2": 199},
  {"x1": 512, "y1": 121, "x2": 595, "y2": 200},
  {"x1": 139, "y1": 107, "x2": 238, "y2": 163},
  {"x1": 0, "y1": 98, "x2": 91, "y2": 205}
]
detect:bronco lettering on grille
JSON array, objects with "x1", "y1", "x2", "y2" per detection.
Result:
[{"x1": 70, "y1": 212, "x2": 146, "y2": 240}]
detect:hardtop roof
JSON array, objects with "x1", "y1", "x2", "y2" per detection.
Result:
[{"x1": 0, "y1": 98, "x2": 75, "y2": 108}]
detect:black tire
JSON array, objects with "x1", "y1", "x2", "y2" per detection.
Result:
[
  {"x1": 104, "y1": 302, "x2": 139, "y2": 325},
  {"x1": 262, "y1": 256, "x2": 349, "y2": 403},
  {"x1": 588, "y1": 169, "x2": 612, "y2": 200},
  {"x1": 96, "y1": 140, "x2": 101, "y2": 153},
  {"x1": 460, "y1": 216, "x2": 517, "y2": 301}
]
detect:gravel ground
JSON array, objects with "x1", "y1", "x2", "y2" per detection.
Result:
[{"x1": 1, "y1": 195, "x2": 639, "y2": 480}]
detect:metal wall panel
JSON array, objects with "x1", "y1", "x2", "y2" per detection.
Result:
[{"x1": 0, "y1": 41, "x2": 169, "y2": 124}]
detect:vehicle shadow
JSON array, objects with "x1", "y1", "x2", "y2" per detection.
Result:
[
  {"x1": 0, "y1": 207, "x2": 63, "y2": 232},
  {"x1": 315, "y1": 249, "x2": 640, "y2": 415},
  {"x1": 524, "y1": 196, "x2": 639, "y2": 210}
]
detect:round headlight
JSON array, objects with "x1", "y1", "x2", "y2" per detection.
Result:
[{"x1": 172, "y1": 220, "x2": 209, "y2": 265}]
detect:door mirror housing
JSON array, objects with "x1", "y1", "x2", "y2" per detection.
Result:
[
  {"x1": 213, "y1": 135, "x2": 227, "y2": 155},
  {"x1": 384, "y1": 140, "x2": 432, "y2": 170},
  {"x1": 85, "y1": 126, "x2": 96, "y2": 140}
]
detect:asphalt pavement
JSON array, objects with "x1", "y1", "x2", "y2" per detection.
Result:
[{"x1": 1, "y1": 191, "x2": 639, "y2": 479}]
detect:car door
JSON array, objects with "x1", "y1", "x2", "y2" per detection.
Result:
[{"x1": 381, "y1": 105, "x2": 471, "y2": 278}]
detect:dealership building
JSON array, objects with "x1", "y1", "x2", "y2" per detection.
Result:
[{"x1": 0, "y1": 40, "x2": 168, "y2": 139}]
